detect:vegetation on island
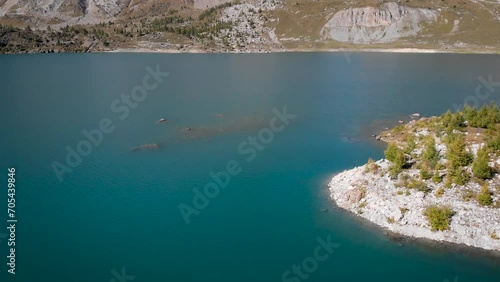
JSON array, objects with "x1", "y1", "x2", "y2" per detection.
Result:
[
  {"x1": 424, "y1": 205, "x2": 455, "y2": 231},
  {"x1": 370, "y1": 103, "x2": 500, "y2": 231}
]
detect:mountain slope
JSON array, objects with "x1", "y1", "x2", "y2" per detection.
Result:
[{"x1": 1, "y1": 0, "x2": 500, "y2": 53}]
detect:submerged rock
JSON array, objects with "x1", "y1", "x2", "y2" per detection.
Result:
[
  {"x1": 179, "y1": 127, "x2": 192, "y2": 132},
  {"x1": 129, "y1": 143, "x2": 160, "y2": 151}
]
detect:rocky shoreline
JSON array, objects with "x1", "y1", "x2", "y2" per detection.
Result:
[
  {"x1": 328, "y1": 112, "x2": 500, "y2": 251},
  {"x1": 329, "y1": 160, "x2": 500, "y2": 251}
]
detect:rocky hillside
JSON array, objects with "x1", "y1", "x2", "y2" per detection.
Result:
[
  {"x1": 329, "y1": 104, "x2": 500, "y2": 251},
  {"x1": 1, "y1": 0, "x2": 500, "y2": 53},
  {"x1": 321, "y1": 2, "x2": 439, "y2": 43}
]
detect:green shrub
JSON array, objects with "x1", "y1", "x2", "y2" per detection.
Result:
[
  {"x1": 445, "y1": 134, "x2": 472, "y2": 169},
  {"x1": 467, "y1": 103, "x2": 500, "y2": 129},
  {"x1": 472, "y1": 147, "x2": 493, "y2": 179},
  {"x1": 386, "y1": 144, "x2": 406, "y2": 178},
  {"x1": 452, "y1": 169, "x2": 470, "y2": 186},
  {"x1": 420, "y1": 166, "x2": 432, "y2": 180},
  {"x1": 462, "y1": 104, "x2": 478, "y2": 126},
  {"x1": 432, "y1": 171, "x2": 442, "y2": 183},
  {"x1": 385, "y1": 142, "x2": 401, "y2": 163},
  {"x1": 389, "y1": 164, "x2": 402, "y2": 178},
  {"x1": 423, "y1": 205, "x2": 454, "y2": 231},
  {"x1": 408, "y1": 179, "x2": 430, "y2": 193},
  {"x1": 477, "y1": 186, "x2": 493, "y2": 206},
  {"x1": 485, "y1": 128, "x2": 500, "y2": 151},
  {"x1": 391, "y1": 125, "x2": 405, "y2": 134},
  {"x1": 404, "y1": 135, "x2": 416, "y2": 154},
  {"x1": 435, "y1": 163, "x2": 445, "y2": 170},
  {"x1": 441, "y1": 111, "x2": 465, "y2": 133},
  {"x1": 422, "y1": 138, "x2": 439, "y2": 168}
]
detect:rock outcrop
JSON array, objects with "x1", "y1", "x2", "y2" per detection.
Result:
[
  {"x1": 329, "y1": 160, "x2": 500, "y2": 251},
  {"x1": 0, "y1": 0, "x2": 169, "y2": 24},
  {"x1": 218, "y1": 1, "x2": 282, "y2": 52},
  {"x1": 321, "y1": 2, "x2": 438, "y2": 43},
  {"x1": 329, "y1": 109, "x2": 500, "y2": 251}
]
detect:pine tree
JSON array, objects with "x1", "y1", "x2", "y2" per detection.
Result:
[
  {"x1": 445, "y1": 134, "x2": 472, "y2": 169},
  {"x1": 422, "y1": 138, "x2": 439, "y2": 168},
  {"x1": 384, "y1": 142, "x2": 400, "y2": 163},
  {"x1": 477, "y1": 185, "x2": 493, "y2": 206},
  {"x1": 385, "y1": 143, "x2": 406, "y2": 178},
  {"x1": 472, "y1": 147, "x2": 492, "y2": 179}
]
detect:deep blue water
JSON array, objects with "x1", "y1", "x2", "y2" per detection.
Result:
[{"x1": 0, "y1": 53, "x2": 499, "y2": 282}]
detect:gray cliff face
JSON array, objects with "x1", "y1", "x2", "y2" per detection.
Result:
[
  {"x1": 0, "y1": 0, "x2": 231, "y2": 19},
  {"x1": 0, "y1": 0, "x2": 124, "y2": 19},
  {"x1": 321, "y1": 2, "x2": 439, "y2": 43}
]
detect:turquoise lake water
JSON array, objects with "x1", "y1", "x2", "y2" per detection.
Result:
[{"x1": 0, "y1": 53, "x2": 499, "y2": 281}]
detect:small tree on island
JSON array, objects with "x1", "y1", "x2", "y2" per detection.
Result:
[
  {"x1": 423, "y1": 205, "x2": 454, "y2": 231},
  {"x1": 422, "y1": 137, "x2": 439, "y2": 169},
  {"x1": 477, "y1": 185, "x2": 493, "y2": 206},
  {"x1": 472, "y1": 147, "x2": 493, "y2": 179},
  {"x1": 385, "y1": 142, "x2": 401, "y2": 162},
  {"x1": 385, "y1": 143, "x2": 405, "y2": 178},
  {"x1": 445, "y1": 134, "x2": 472, "y2": 169}
]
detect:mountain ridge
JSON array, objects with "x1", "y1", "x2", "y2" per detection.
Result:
[{"x1": 1, "y1": 0, "x2": 500, "y2": 54}]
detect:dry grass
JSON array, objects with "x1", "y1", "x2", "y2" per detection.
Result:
[{"x1": 274, "y1": 0, "x2": 500, "y2": 53}]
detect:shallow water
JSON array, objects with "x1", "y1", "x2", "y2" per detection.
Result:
[{"x1": 0, "y1": 52, "x2": 499, "y2": 282}]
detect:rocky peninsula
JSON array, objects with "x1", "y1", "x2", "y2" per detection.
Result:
[{"x1": 329, "y1": 104, "x2": 500, "y2": 251}]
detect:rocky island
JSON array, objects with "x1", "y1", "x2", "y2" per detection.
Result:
[{"x1": 329, "y1": 104, "x2": 500, "y2": 251}]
